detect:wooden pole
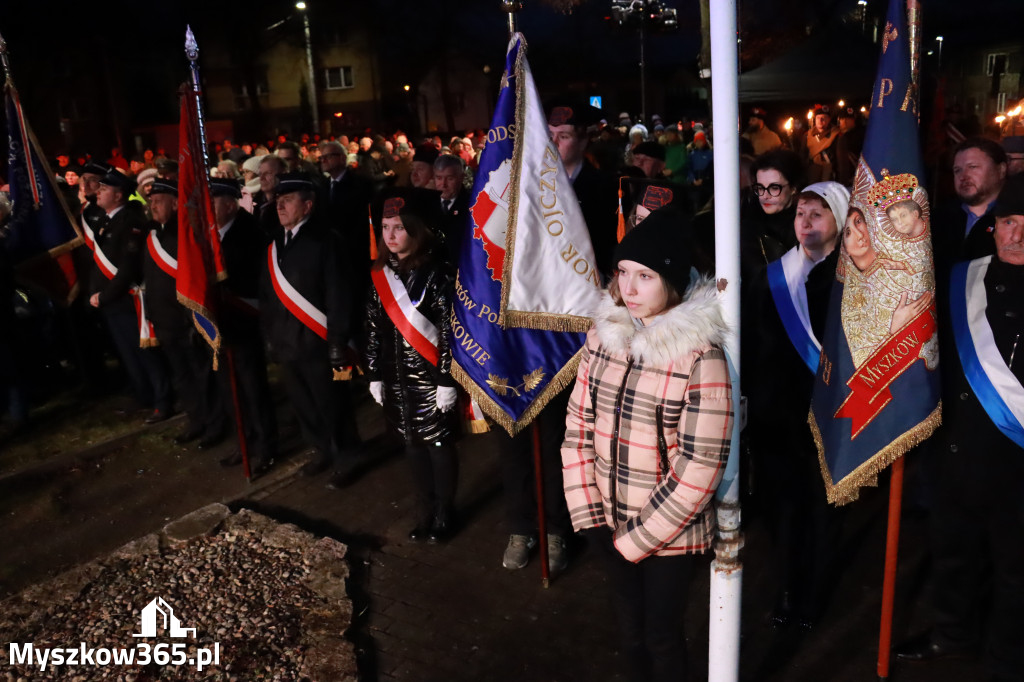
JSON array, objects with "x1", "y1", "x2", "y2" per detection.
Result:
[
  {"x1": 532, "y1": 420, "x2": 550, "y2": 588},
  {"x1": 876, "y1": 457, "x2": 905, "y2": 681}
]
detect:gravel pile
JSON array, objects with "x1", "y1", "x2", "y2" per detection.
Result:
[{"x1": 0, "y1": 505, "x2": 356, "y2": 681}]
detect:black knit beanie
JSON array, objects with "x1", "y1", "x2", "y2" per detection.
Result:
[{"x1": 613, "y1": 208, "x2": 693, "y2": 296}]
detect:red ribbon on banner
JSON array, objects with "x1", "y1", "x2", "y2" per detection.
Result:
[{"x1": 834, "y1": 307, "x2": 937, "y2": 438}]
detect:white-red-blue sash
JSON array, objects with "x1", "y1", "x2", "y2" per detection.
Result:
[
  {"x1": 82, "y1": 213, "x2": 157, "y2": 346},
  {"x1": 766, "y1": 256, "x2": 821, "y2": 373},
  {"x1": 267, "y1": 241, "x2": 327, "y2": 340},
  {"x1": 949, "y1": 256, "x2": 1024, "y2": 448},
  {"x1": 370, "y1": 265, "x2": 440, "y2": 366},
  {"x1": 146, "y1": 230, "x2": 177, "y2": 277}
]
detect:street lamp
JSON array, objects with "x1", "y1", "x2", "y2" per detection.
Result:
[
  {"x1": 935, "y1": 35, "x2": 944, "y2": 71},
  {"x1": 296, "y1": 1, "x2": 319, "y2": 135}
]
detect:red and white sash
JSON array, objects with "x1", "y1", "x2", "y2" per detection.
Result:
[
  {"x1": 81, "y1": 213, "x2": 117, "y2": 280},
  {"x1": 146, "y1": 230, "x2": 177, "y2": 277},
  {"x1": 371, "y1": 265, "x2": 440, "y2": 366},
  {"x1": 267, "y1": 241, "x2": 328, "y2": 340},
  {"x1": 82, "y1": 213, "x2": 157, "y2": 346}
]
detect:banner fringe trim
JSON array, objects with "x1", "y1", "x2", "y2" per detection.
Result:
[{"x1": 811, "y1": 403, "x2": 942, "y2": 506}]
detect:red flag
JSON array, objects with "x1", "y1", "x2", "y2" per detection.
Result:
[{"x1": 175, "y1": 91, "x2": 225, "y2": 365}]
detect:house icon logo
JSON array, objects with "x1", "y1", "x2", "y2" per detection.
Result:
[{"x1": 132, "y1": 597, "x2": 197, "y2": 638}]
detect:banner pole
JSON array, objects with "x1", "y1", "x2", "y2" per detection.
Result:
[
  {"x1": 876, "y1": 457, "x2": 905, "y2": 680},
  {"x1": 708, "y1": 0, "x2": 743, "y2": 680},
  {"x1": 532, "y1": 421, "x2": 551, "y2": 588}
]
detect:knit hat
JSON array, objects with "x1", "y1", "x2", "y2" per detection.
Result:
[
  {"x1": 802, "y1": 181, "x2": 851, "y2": 224},
  {"x1": 993, "y1": 173, "x2": 1024, "y2": 217},
  {"x1": 633, "y1": 140, "x2": 666, "y2": 161},
  {"x1": 628, "y1": 124, "x2": 649, "y2": 140},
  {"x1": 613, "y1": 208, "x2": 693, "y2": 295},
  {"x1": 136, "y1": 168, "x2": 158, "y2": 188},
  {"x1": 241, "y1": 154, "x2": 265, "y2": 175}
]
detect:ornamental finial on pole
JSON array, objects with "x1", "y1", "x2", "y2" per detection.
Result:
[
  {"x1": 0, "y1": 30, "x2": 12, "y2": 83},
  {"x1": 185, "y1": 25, "x2": 199, "y2": 64},
  {"x1": 502, "y1": 1, "x2": 523, "y2": 38}
]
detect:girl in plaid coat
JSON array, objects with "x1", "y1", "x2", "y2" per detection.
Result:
[{"x1": 561, "y1": 209, "x2": 733, "y2": 682}]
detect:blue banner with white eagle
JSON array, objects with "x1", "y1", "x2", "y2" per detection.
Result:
[
  {"x1": 450, "y1": 34, "x2": 590, "y2": 435},
  {"x1": 809, "y1": 0, "x2": 941, "y2": 504}
]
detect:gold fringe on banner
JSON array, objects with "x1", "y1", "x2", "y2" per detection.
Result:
[
  {"x1": 501, "y1": 310, "x2": 594, "y2": 333},
  {"x1": 497, "y1": 35, "x2": 529, "y2": 324},
  {"x1": 176, "y1": 292, "x2": 221, "y2": 370},
  {"x1": 810, "y1": 402, "x2": 942, "y2": 506},
  {"x1": 452, "y1": 345, "x2": 583, "y2": 438}
]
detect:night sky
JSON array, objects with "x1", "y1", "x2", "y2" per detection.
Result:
[{"x1": 3, "y1": 0, "x2": 1022, "y2": 150}]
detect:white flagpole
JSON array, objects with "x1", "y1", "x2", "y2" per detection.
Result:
[{"x1": 708, "y1": 1, "x2": 743, "y2": 681}]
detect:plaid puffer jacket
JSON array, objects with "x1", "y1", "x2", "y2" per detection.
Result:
[{"x1": 561, "y1": 278, "x2": 733, "y2": 562}]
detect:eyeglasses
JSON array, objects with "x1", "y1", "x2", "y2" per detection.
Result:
[{"x1": 753, "y1": 182, "x2": 789, "y2": 197}]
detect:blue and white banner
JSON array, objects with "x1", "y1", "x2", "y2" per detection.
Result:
[
  {"x1": 809, "y1": 0, "x2": 941, "y2": 505},
  {"x1": 450, "y1": 34, "x2": 590, "y2": 435},
  {"x1": 950, "y1": 256, "x2": 1024, "y2": 448},
  {"x1": 497, "y1": 35, "x2": 602, "y2": 331}
]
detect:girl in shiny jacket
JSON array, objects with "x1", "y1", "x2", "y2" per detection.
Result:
[
  {"x1": 366, "y1": 194, "x2": 460, "y2": 542},
  {"x1": 561, "y1": 210, "x2": 733, "y2": 682}
]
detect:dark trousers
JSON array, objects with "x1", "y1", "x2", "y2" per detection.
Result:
[
  {"x1": 156, "y1": 330, "x2": 224, "y2": 437},
  {"x1": 103, "y1": 303, "x2": 170, "y2": 412},
  {"x1": 589, "y1": 528, "x2": 697, "y2": 682},
  {"x1": 929, "y1": 443, "x2": 1024, "y2": 681},
  {"x1": 332, "y1": 381, "x2": 362, "y2": 454},
  {"x1": 497, "y1": 388, "x2": 572, "y2": 539},
  {"x1": 219, "y1": 339, "x2": 278, "y2": 465},
  {"x1": 281, "y1": 357, "x2": 337, "y2": 463},
  {"x1": 405, "y1": 443, "x2": 459, "y2": 523}
]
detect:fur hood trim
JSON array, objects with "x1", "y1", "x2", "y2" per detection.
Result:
[{"x1": 593, "y1": 275, "x2": 728, "y2": 366}]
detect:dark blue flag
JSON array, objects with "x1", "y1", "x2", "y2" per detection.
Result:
[
  {"x1": 4, "y1": 82, "x2": 82, "y2": 302},
  {"x1": 809, "y1": 0, "x2": 941, "y2": 504},
  {"x1": 450, "y1": 36, "x2": 588, "y2": 434}
]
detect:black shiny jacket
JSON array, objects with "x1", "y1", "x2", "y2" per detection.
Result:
[{"x1": 365, "y1": 257, "x2": 457, "y2": 445}]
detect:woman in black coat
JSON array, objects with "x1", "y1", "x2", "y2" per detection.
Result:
[{"x1": 365, "y1": 192, "x2": 459, "y2": 542}]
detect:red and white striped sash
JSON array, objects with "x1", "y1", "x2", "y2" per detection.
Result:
[
  {"x1": 146, "y1": 230, "x2": 177, "y2": 277},
  {"x1": 267, "y1": 241, "x2": 327, "y2": 340},
  {"x1": 82, "y1": 213, "x2": 157, "y2": 346},
  {"x1": 81, "y1": 213, "x2": 117, "y2": 280},
  {"x1": 371, "y1": 265, "x2": 440, "y2": 366}
]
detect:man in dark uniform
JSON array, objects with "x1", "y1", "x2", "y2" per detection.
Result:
[
  {"x1": 141, "y1": 179, "x2": 225, "y2": 445},
  {"x1": 432, "y1": 154, "x2": 471, "y2": 268},
  {"x1": 209, "y1": 178, "x2": 278, "y2": 474},
  {"x1": 259, "y1": 173, "x2": 359, "y2": 486},
  {"x1": 87, "y1": 171, "x2": 171, "y2": 422},
  {"x1": 896, "y1": 175, "x2": 1024, "y2": 682},
  {"x1": 547, "y1": 100, "x2": 619, "y2": 278}
]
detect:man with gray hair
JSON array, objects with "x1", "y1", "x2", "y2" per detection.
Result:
[
  {"x1": 433, "y1": 154, "x2": 469, "y2": 265},
  {"x1": 255, "y1": 154, "x2": 287, "y2": 242}
]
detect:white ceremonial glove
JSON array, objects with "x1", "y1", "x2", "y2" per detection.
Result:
[
  {"x1": 370, "y1": 381, "x2": 384, "y2": 406},
  {"x1": 436, "y1": 386, "x2": 458, "y2": 413}
]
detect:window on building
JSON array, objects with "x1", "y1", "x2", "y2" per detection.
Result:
[
  {"x1": 987, "y1": 53, "x2": 1008, "y2": 76},
  {"x1": 997, "y1": 92, "x2": 1008, "y2": 113},
  {"x1": 233, "y1": 75, "x2": 269, "y2": 111},
  {"x1": 325, "y1": 66, "x2": 354, "y2": 90}
]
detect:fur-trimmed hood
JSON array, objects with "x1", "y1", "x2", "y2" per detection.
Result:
[{"x1": 593, "y1": 275, "x2": 729, "y2": 366}]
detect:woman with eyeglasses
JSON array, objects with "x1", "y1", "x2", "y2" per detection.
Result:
[
  {"x1": 742, "y1": 181, "x2": 851, "y2": 632},
  {"x1": 740, "y1": 150, "x2": 805, "y2": 288}
]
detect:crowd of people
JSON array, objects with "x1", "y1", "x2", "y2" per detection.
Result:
[{"x1": 0, "y1": 95, "x2": 1021, "y2": 682}]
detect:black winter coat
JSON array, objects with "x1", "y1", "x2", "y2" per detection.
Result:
[
  {"x1": 92, "y1": 202, "x2": 149, "y2": 313},
  {"x1": 259, "y1": 218, "x2": 350, "y2": 363},
  {"x1": 365, "y1": 258, "x2": 457, "y2": 445},
  {"x1": 142, "y1": 215, "x2": 192, "y2": 339}
]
